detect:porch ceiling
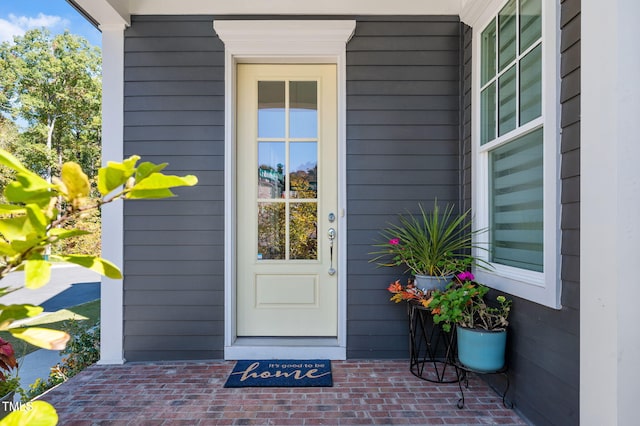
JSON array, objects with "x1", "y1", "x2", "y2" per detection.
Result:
[{"x1": 69, "y1": 0, "x2": 476, "y2": 28}]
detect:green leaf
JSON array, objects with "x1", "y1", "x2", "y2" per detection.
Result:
[
  {"x1": 97, "y1": 155, "x2": 141, "y2": 196},
  {"x1": 10, "y1": 237, "x2": 42, "y2": 255},
  {"x1": 0, "y1": 217, "x2": 29, "y2": 241},
  {"x1": 0, "y1": 149, "x2": 31, "y2": 175},
  {"x1": 61, "y1": 162, "x2": 90, "y2": 200},
  {"x1": 25, "y1": 205, "x2": 47, "y2": 235},
  {"x1": 8, "y1": 327, "x2": 69, "y2": 350},
  {"x1": 48, "y1": 228, "x2": 91, "y2": 239},
  {"x1": 50, "y1": 254, "x2": 122, "y2": 279},
  {"x1": 0, "y1": 205, "x2": 26, "y2": 215},
  {"x1": 0, "y1": 304, "x2": 44, "y2": 330},
  {"x1": 24, "y1": 259, "x2": 51, "y2": 289},
  {"x1": 132, "y1": 173, "x2": 198, "y2": 190},
  {"x1": 4, "y1": 173, "x2": 52, "y2": 205},
  {"x1": 0, "y1": 242, "x2": 17, "y2": 256},
  {"x1": 126, "y1": 173, "x2": 197, "y2": 199},
  {"x1": 135, "y1": 161, "x2": 168, "y2": 182},
  {"x1": 18, "y1": 309, "x2": 87, "y2": 327},
  {"x1": 0, "y1": 400, "x2": 58, "y2": 426},
  {"x1": 97, "y1": 165, "x2": 126, "y2": 196},
  {"x1": 125, "y1": 188, "x2": 176, "y2": 199}
]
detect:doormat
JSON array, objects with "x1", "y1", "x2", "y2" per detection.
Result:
[{"x1": 224, "y1": 360, "x2": 333, "y2": 388}]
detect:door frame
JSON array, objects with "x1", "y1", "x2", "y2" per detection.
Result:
[{"x1": 215, "y1": 20, "x2": 355, "y2": 360}]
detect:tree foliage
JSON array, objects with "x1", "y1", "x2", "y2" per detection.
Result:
[{"x1": 0, "y1": 29, "x2": 101, "y2": 181}]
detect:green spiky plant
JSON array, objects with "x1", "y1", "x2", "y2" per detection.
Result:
[{"x1": 370, "y1": 201, "x2": 489, "y2": 277}]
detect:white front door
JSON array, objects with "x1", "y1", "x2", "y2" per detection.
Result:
[{"x1": 236, "y1": 64, "x2": 338, "y2": 337}]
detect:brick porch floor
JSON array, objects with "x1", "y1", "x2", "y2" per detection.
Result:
[{"x1": 41, "y1": 360, "x2": 526, "y2": 425}]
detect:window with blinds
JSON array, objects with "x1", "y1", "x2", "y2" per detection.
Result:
[
  {"x1": 480, "y1": 0, "x2": 543, "y2": 272},
  {"x1": 489, "y1": 128, "x2": 543, "y2": 271}
]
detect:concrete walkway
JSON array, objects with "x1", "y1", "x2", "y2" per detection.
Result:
[{"x1": 0, "y1": 265, "x2": 100, "y2": 394}]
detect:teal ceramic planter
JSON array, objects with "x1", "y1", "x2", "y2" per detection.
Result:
[{"x1": 456, "y1": 325, "x2": 507, "y2": 372}]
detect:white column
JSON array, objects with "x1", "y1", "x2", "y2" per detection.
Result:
[
  {"x1": 581, "y1": 0, "x2": 640, "y2": 424},
  {"x1": 99, "y1": 24, "x2": 126, "y2": 365}
]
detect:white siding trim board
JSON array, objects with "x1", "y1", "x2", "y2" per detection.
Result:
[{"x1": 99, "y1": 24, "x2": 126, "y2": 365}]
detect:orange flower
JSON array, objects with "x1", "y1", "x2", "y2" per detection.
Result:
[
  {"x1": 387, "y1": 280, "x2": 403, "y2": 293},
  {"x1": 421, "y1": 296, "x2": 433, "y2": 308}
]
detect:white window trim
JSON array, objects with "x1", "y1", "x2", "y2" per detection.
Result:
[
  {"x1": 214, "y1": 20, "x2": 355, "y2": 360},
  {"x1": 471, "y1": 0, "x2": 562, "y2": 308}
]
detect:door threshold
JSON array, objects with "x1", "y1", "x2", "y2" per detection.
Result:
[{"x1": 225, "y1": 337, "x2": 346, "y2": 360}]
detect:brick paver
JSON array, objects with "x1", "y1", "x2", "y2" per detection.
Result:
[{"x1": 41, "y1": 360, "x2": 526, "y2": 425}]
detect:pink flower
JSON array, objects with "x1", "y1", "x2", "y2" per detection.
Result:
[
  {"x1": 457, "y1": 271, "x2": 475, "y2": 282},
  {"x1": 389, "y1": 238, "x2": 400, "y2": 245}
]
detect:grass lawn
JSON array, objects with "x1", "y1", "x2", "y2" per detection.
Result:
[{"x1": 0, "y1": 299, "x2": 100, "y2": 358}]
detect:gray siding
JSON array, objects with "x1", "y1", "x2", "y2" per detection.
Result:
[
  {"x1": 123, "y1": 15, "x2": 225, "y2": 361},
  {"x1": 484, "y1": 1, "x2": 581, "y2": 424},
  {"x1": 121, "y1": 15, "x2": 582, "y2": 425},
  {"x1": 346, "y1": 17, "x2": 463, "y2": 358}
]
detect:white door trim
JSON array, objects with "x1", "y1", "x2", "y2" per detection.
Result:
[{"x1": 215, "y1": 20, "x2": 355, "y2": 360}]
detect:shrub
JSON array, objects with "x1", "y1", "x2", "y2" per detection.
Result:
[{"x1": 21, "y1": 320, "x2": 100, "y2": 402}]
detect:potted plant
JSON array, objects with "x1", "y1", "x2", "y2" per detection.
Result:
[
  {"x1": 428, "y1": 272, "x2": 512, "y2": 372},
  {"x1": 370, "y1": 201, "x2": 487, "y2": 291},
  {"x1": 0, "y1": 337, "x2": 19, "y2": 418}
]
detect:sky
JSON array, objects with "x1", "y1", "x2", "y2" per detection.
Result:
[{"x1": 0, "y1": 0, "x2": 101, "y2": 47}]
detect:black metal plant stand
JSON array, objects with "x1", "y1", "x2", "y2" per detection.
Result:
[
  {"x1": 454, "y1": 362, "x2": 513, "y2": 409},
  {"x1": 408, "y1": 302, "x2": 459, "y2": 383}
]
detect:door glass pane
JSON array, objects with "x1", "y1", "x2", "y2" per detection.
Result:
[
  {"x1": 289, "y1": 202, "x2": 318, "y2": 260},
  {"x1": 519, "y1": 44, "x2": 542, "y2": 125},
  {"x1": 498, "y1": 0, "x2": 517, "y2": 72},
  {"x1": 498, "y1": 65, "x2": 517, "y2": 136},
  {"x1": 481, "y1": 82, "x2": 496, "y2": 145},
  {"x1": 481, "y1": 19, "x2": 496, "y2": 86},
  {"x1": 258, "y1": 81, "x2": 285, "y2": 138},
  {"x1": 289, "y1": 81, "x2": 317, "y2": 138},
  {"x1": 489, "y1": 127, "x2": 543, "y2": 272},
  {"x1": 289, "y1": 142, "x2": 318, "y2": 199},
  {"x1": 258, "y1": 142, "x2": 285, "y2": 199},
  {"x1": 257, "y1": 202, "x2": 285, "y2": 260},
  {"x1": 520, "y1": 0, "x2": 542, "y2": 53}
]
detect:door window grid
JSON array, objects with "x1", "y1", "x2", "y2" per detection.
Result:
[{"x1": 256, "y1": 79, "x2": 319, "y2": 261}]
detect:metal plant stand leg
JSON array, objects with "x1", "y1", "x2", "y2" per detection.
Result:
[{"x1": 455, "y1": 365, "x2": 513, "y2": 409}]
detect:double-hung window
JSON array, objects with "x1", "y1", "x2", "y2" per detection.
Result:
[{"x1": 472, "y1": 0, "x2": 560, "y2": 308}]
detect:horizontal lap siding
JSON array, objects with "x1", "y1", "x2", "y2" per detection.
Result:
[
  {"x1": 484, "y1": 2, "x2": 581, "y2": 424},
  {"x1": 346, "y1": 17, "x2": 462, "y2": 358},
  {"x1": 123, "y1": 15, "x2": 224, "y2": 361}
]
